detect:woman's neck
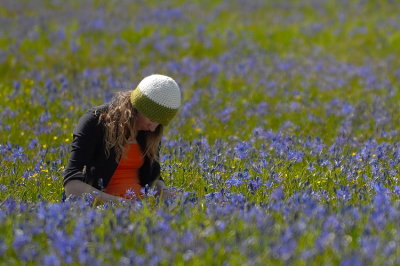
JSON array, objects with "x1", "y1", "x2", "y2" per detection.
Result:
[{"x1": 127, "y1": 134, "x2": 138, "y2": 144}]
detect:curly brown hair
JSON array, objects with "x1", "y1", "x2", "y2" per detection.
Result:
[{"x1": 97, "y1": 90, "x2": 163, "y2": 162}]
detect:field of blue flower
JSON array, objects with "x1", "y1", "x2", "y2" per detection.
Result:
[{"x1": 1, "y1": 0, "x2": 400, "y2": 264}]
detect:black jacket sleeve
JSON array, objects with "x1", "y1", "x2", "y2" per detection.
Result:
[{"x1": 63, "y1": 110, "x2": 103, "y2": 186}]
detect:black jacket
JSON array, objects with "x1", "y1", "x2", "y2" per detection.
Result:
[{"x1": 63, "y1": 105, "x2": 161, "y2": 191}]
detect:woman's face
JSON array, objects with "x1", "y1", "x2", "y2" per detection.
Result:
[{"x1": 135, "y1": 112, "x2": 160, "y2": 132}]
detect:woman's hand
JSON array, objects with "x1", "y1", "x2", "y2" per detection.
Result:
[
  {"x1": 153, "y1": 179, "x2": 175, "y2": 200},
  {"x1": 160, "y1": 187, "x2": 175, "y2": 200}
]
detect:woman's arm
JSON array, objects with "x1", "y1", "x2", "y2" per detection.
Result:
[
  {"x1": 63, "y1": 110, "x2": 123, "y2": 204},
  {"x1": 64, "y1": 180, "x2": 123, "y2": 203},
  {"x1": 63, "y1": 110, "x2": 102, "y2": 186}
]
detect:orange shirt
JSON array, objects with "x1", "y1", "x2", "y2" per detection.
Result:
[{"x1": 104, "y1": 144, "x2": 144, "y2": 199}]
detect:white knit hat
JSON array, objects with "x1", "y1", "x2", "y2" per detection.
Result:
[{"x1": 130, "y1": 74, "x2": 181, "y2": 126}]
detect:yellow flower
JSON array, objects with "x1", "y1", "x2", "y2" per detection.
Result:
[
  {"x1": 372, "y1": 154, "x2": 376, "y2": 158},
  {"x1": 352, "y1": 152, "x2": 356, "y2": 156},
  {"x1": 65, "y1": 138, "x2": 70, "y2": 142},
  {"x1": 42, "y1": 144, "x2": 47, "y2": 149},
  {"x1": 24, "y1": 78, "x2": 34, "y2": 85},
  {"x1": 53, "y1": 136, "x2": 58, "y2": 140}
]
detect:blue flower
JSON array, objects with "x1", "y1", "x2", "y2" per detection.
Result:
[
  {"x1": 43, "y1": 254, "x2": 61, "y2": 266},
  {"x1": 215, "y1": 220, "x2": 226, "y2": 231},
  {"x1": 90, "y1": 18, "x2": 105, "y2": 30},
  {"x1": 3, "y1": 197, "x2": 16, "y2": 214},
  {"x1": 0, "y1": 184, "x2": 7, "y2": 193},
  {"x1": 287, "y1": 149, "x2": 304, "y2": 162},
  {"x1": 217, "y1": 106, "x2": 235, "y2": 123},
  {"x1": 271, "y1": 187, "x2": 284, "y2": 201},
  {"x1": 234, "y1": 141, "x2": 252, "y2": 160},
  {"x1": 0, "y1": 238, "x2": 6, "y2": 257},
  {"x1": 225, "y1": 177, "x2": 243, "y2": 188},
  {"x1": 340, "y1": 255, "x2": 363, "y2": 266},
  {"x1": 360, "y1": 236, "x2": 379, "y2": 259},
  {"x1": 248, "y1": 177, "x2": 262, "y2": 192},
  {"x1": 12, "y1": 230, "x2": 30, "y2": 250},
  {"x1": 394, "y1": 185, "x2": 400, "y2": 196},
  {"x1": 125, "y1": 188, "x2": 136, "y2": 199},
  {"x1": 181, "y1": 230, "x2": 194, "y2": 246}
]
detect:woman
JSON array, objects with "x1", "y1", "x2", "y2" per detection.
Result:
[{"x1": 63, "y1": 74, "x2": 181, "y2": 203}]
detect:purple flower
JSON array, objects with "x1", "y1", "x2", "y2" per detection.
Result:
[
  {"x1": 340, "y1": 255, "x2": 363, "y2": 266},
  {"x1": 217, "y1": 106, "x2": 235, "y2": 123},
  {"x1": 3, "y1": 197, "x2": 16, "y2": 214},
  {"x1": 181, "y1": 230, "x2": 194, "y2": 246},
  {"x1": 336, "y1": 186, "x2": 351, "y2": 202},
  {"x1": 287, "y1": 149, "x2": 304, "y2": 162},
  {"x1": 39, "y1": 111, "x2": 51, "y2": 123},
  {"x1": 234, "y1": 141, "x2": 252, "y2": 160},
  {"x1": 13, "y1": 81, "x2": 20, "y2": 90},
  {"x1": 272, "y1": 237, "x2": 297, "y2": 260},
  {"x1": 316, "y1": 231, "x2": 335, "y2": 252},
  {"x1": 307, "y1": 162, "x2": 316, "y2": 171},
  {"x1": 0, "y1": 238, "x2": 6, "y2": 257},
  {"x1": 28, "y1": 139, "x2": 39, "y2": 149},
  {"x1": 0, "y1": 184, "x2": 7, "y2": 193},
  {"x1": 229, "y1": 193, "x2": 246, "y2": 205},
  {"x1": 50, "y1": 230, "x2": 74, "y2": 261},
  {"x1": 125, "y1": 188, "x2": 136, "y2": 199},
  {"x1": 12, "y1": 230, "x2": 30, "y2": 250},
  {"x1": 248, "y1": 177, "x2": 262, "y2": 192},
  {"x1": 393, "y1": 185, "x2": 400, "y2": 196},
  {"x1": 216, "y1": 220, "x2": 226, "y2": 231},
  {"x1": 90, "y1": 18, "x2": 105, "y2": 30},
  {"x1": 141, "y1": 184, "x2": 158, "y2": 197},
  {"x1": 10, "y1": 146, "x2": 27, "y2": 162},
  {"x1": 360, "y1": 236, "x2": 379, "y2": 259},
  {"x1": 383, "y1": 241, "x2": 396, "y2": 256},
  {"x1": 43, "y1": 254, "x2": 61, "y2": 266},
  {"x1": 225, "y1": 177, "x2": 243, "y2": 188},
  {"x1": 341, "y1": 103, "x2": 354, "y2": 115},
  {"x1": 152, "y1": 8, "x2": 184, "y2": 23},
  {"x1": 0, "y1": 210, "x2": 5, "y2": 224},
  {"x1": 271, "y1": 187, "x2": 284, "y2": 201}
]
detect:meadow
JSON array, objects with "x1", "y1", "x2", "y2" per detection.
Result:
[{"x1": 1, "y1": 0, "x2": 400, "y2": 264}]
